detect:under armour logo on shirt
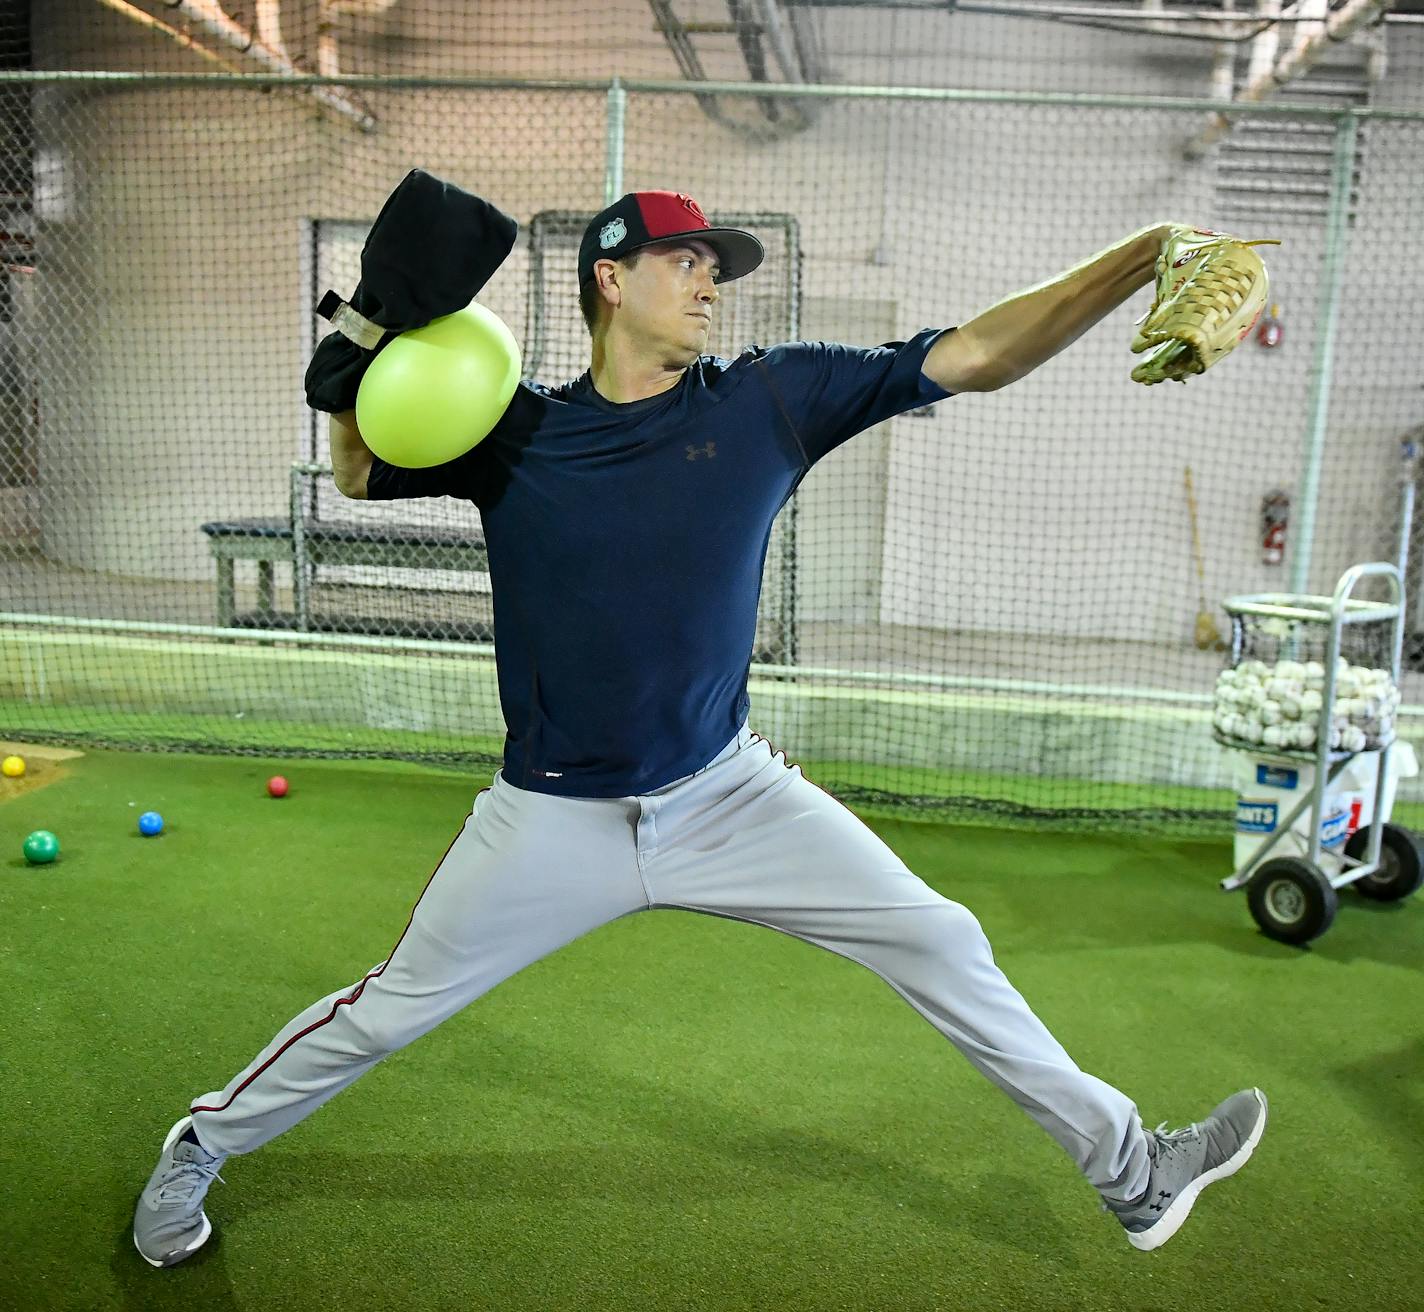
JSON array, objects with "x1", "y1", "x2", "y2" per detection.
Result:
[{"x1": 686, "y1": 442, "x2": 717, "y2": 461}]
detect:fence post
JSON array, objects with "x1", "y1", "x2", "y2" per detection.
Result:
[
  {"x1": 605, "y1": 77, "x2": 626, "y2": 204},
  {"x1": 1290, "y1": 111, "x2": 1359, "y2": 596}
]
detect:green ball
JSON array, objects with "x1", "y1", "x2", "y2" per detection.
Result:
[
  {"x1": 355, "y1": 302, "x2": 521, "y2": 470},
  {"x1": 23, "y1": 829, "x2": 59, "y2": 865}
]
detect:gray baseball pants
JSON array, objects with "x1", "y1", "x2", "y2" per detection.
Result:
[{"x1": 189, "y1": 723, "x2": 1150, "y2": 1202}]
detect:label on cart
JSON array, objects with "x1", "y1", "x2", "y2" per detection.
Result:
[
  {"x1": 1321, "y1": 807, "x2": 1349, "y2": 850},
  {"x1": 1256, "y1": 764, "x2": 1299, "y2": 789},
  {"x1": 1236, "y1": 798, "x2": 1349, "y2": 847},
  {"x1": 1237, "y1": 801, "x2": 1278, "y2": 833}
]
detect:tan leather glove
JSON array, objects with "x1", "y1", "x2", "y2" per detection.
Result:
[{"x1": 1131, "y1": 227, "x2": 1281, "y2": 385}]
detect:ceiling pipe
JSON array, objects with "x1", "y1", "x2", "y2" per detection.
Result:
[
  {"x1": 254, "y1": 0, "x2": 290, "y2": 60},
  {"x1": 785, "y1": 3, "x2": 825, "y2": 82},
  {"x1": 1206, "y1": 0, "x2": 1237, "y2": 101},
  {"x1": 755, "y1": 0, "x2": 804, "y2": 82},
  {"x1": 1244, "y1": 0, "x2": 1282, "y2": 83},
  {"x1": 1362, "y1": 21, "x2": 1387, "y2": 83},
  {"x1": 754, "y1": 0, "x2": 820, "y2": 122},
  {"x1": 647, "y1": 0, "x2": 810, "y2": 141},
  {"x1": 775, "y1": 0, "x2": 1417, "y2": 34},
  {"x1": 1183, "y1": 0, "x2": 1386, "y2": 158},
  {"x1": 315, "y1": 4, "x2": 340, "y2": 77},
  {"x1": 1138, "y1": 0, "x2": 1240, "y2": 40},
  {"x1": 946, "y1": 0, "x2": 1407, "y2": 42},
  {"x1": 725, "y1": 0, "x2": 784, "y2": 120},
  {"x1": 95, "y1": 0, "x2": 246, "y2": 71},
  {"x1": 140, "y1": 0, "x2": 376, "y2": 131},
  {"x1": 975, "y1": 0, "x2": 1292, "y2": 38},
  {"x1": 1285, "y1": 0, "x2": 1328, "y2": 55},
  {"x1": 317, "y1": 0, "x2": 401, "y2": 77}
]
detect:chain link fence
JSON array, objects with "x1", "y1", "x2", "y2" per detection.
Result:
[{"x1": 2, "y1": 49, "x2": 1422, "y2": 826}]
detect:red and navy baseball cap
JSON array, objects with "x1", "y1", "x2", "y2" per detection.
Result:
[{"x1": 578, "y1": 191, "x2": 764, "y2": 288}]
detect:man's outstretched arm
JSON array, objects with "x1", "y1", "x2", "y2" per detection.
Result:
[{"x1": 924, "y1": 222, "x2": 1174, "y2": 393}]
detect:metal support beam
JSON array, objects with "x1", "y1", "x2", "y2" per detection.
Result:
[{"x1": 1289, "y1": 115, "x2": 1358, "y2": 596}]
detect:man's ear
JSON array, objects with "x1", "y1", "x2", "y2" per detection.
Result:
[{"x1": 594, "y1": 257, "x2": 623, "y2": 310}]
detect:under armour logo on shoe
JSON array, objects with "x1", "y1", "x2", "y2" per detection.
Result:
[
  {"x1": 1148, "y1": 1190, "x2": 1173, "y2": 1213},
  {"x1": 686, "y1": 442, "x2": 717, "y2": 461}
]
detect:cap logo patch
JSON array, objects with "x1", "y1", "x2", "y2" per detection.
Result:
[
  {"x1": 676, "y1": 193, "x2": 708, "y2": 225},
  {"x1": 599, "y1": 218, "x2": 627, "y2": 249}
]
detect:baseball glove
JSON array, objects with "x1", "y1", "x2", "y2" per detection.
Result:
[{"x1": 1130, "y1": 227, "x2": 1281, "y2": 385}]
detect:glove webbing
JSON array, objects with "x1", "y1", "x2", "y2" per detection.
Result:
[{"x1": 1167, "y1": 239, "x2": 1277, "y2": 332}]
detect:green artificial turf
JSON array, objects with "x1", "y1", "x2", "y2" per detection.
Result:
[
  {"x1": 0, "y1": 698, "x2": 509, "y2": 764},
  {"x1": 0, "y1": 697, "x2": 1257, "y2": 832},
  {"x1": 1, "y1": 748, "x2": 1421, "y2": 1311}
]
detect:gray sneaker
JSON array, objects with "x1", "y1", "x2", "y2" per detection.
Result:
[
  {"x1": 133, "y1": 1117, "x2": 229, "y2": 1268},
  {"x1": 1105, "y1": 1087, "x2": 1268, "y2": 1251}
]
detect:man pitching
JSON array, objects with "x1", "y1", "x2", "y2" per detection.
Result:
[{"x1": 134, "y1": 190, "x2": 1266, "y2": 1267}]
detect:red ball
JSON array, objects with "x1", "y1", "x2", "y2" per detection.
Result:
[{"x1": 267, "y1": 775, "x2": 289, "y2": 798}]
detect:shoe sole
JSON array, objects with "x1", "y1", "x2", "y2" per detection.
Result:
[
  {"x1": 133, "y1": 1116, "x2": 215, "y2": 1268},
  {"x1": 1127, "y1": 1087, "x2": 1268, "y2": 1252}
]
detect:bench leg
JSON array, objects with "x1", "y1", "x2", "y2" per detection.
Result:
[
  {"x1": 257, "y1": 560, "x2": 275, "y2": 622},
  {"x1": 216, "y1": 559, "x2": 235, "y2": 627}
]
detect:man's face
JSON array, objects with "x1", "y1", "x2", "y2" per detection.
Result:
[{"x1": 600, "y1": 239, "x2": 722, "y2": 362}]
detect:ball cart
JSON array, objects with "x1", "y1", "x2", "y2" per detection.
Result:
[{"x1": 1215, "y1": 561, "x2": 1423, "y2": 944}]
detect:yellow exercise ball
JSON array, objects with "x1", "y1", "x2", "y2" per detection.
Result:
[{"x1": 355, "y1": 302, "x2": 521, "y2": 469}]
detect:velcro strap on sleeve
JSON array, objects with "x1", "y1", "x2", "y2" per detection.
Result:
[{"x1": 317, "y1": 289, "x2": 387, "y2": 351}]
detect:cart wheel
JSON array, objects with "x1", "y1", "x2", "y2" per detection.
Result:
[
  {"x1": 1247, "y1": 858, "x2": 1338, "y2": 945},
  {"x1": 1343, "y1": 824, "x2": 1424, "y2": 902}
]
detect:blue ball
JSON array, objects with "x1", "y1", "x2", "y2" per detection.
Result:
[{"x1": 138, "y1": 811, "x2": 164, "y2": 837}]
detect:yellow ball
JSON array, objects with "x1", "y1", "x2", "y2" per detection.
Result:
[
  {"x1": 2, "y1": 755, "x2": 25, "y2": 778},
  {"x1": 355, "y1": 302, "x2": 521, "y2": 470}
]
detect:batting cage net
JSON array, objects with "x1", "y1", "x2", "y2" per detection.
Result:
[{"x1": 4, "y1": 0, "x2": 1424, "y2": 830}]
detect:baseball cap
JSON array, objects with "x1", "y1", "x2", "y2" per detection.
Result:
[{"x1": 577, "y1": 191, "x2": 764, "y2": 288}]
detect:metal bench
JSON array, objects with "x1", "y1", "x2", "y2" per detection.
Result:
[{"x1": 200, "y1": 462, "x2": 489, "y2": 639}]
